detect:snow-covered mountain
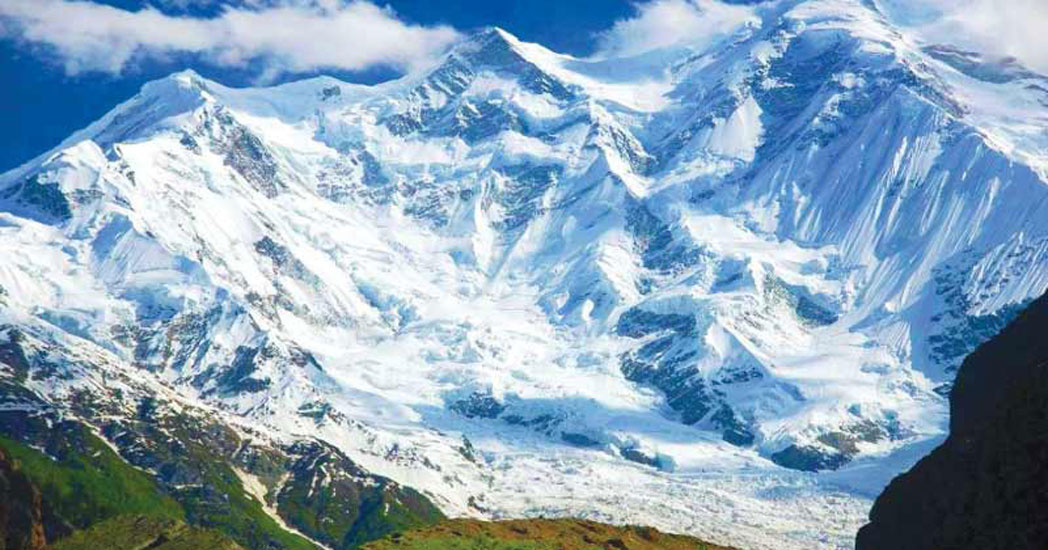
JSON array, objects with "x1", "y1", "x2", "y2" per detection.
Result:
[{"x1": 2, "y1": 0, "x2": 1047, "y2": 548}]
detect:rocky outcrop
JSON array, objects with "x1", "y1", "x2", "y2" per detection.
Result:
[
  {"x1": 0, "y1": 447, "x2": 67, "y2": 550},
  {"x1": 856, "y1": 292, "x2": 1048, "y2": 549}
]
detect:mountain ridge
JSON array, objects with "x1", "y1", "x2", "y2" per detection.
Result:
[{"x1": 2, "y1": 1, "x2": 1048, "y2": 548}]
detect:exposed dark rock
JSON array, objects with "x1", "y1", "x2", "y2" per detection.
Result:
[
  {"x1": 619, "y1": 446, "x2": 659, "y2": 468},
  {"x1": 2, "y1": 176, "x2": 72, "y2": 221},
  {"x1": 356, "y1": 149, "x2": 388, "y2": 188},
  {"x1": 254, "y1": 237, "x2": 322, "y2": 287},
  {"x1": 212, "y1": 345, "x2": 271, "y2": 395},
  {"x1": 770, "y1": 444, "x2": 849, "y2": 473},
  {"x1": 0, "y1": 447, "x2": 55, "y2": 550},
  {"x1": 710, "y1": 406, "x2": 755, "y2": 447},
  {"x1": 0, "y1": 328, "x2": 31, "y2": 383},
  {"x1": 615, "y1": 309, "x2": 695, "y2": 339},
  {"x1": 616, "y1": 307, "x2": 720, "y2": 426},
  {"x1": 621, "y1": 353, "x2": 712, "y2": 426},
  {"x1": 296, "y1": 401, "x2": 333, "y2": 423},
  {"x1": 444, "y1": 99, "x2": 527, "y2": 143},
  {"x1": 277, "y1": 441, "x2": 444, "y2": 549},
  {"x1": 201, "y1": 109, "x2": 285, "y2": 198},
  {"x1": 502, "y1": 413, "x2": 559, "y2": 432},
  {"x1": 560, "y1": 432, "x2": 600, "y2": 448},
  {"x1": 856, "y1": 291, "x2": 1048, "y2": 550},
  {"x1": 617, "y1": 446, "x2": 674, "y2": 471},
  {"x1": 320, "y1": 86, "x2": 342, "y2": 101},
  {"x1": 456, "y1": 436, "x2": 480, "y2": 464},
  {"x1": 927, "y1": 261, "x2": 1028, "y2": 376},
  {"x1": 449, "y1": 392, "x2": 505, "y2": 419},
  {"x1": 772, "y1": 419, "x2": 890, "y2": 472},
  {"x1": 491, "y1": 164, "x2": 560, "y2": 231},
  {"x1": 625, "y1": 199, "x2": 703, "y2": 273}
]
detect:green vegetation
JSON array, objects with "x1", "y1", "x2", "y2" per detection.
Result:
[
  {"x1": 0, "y1": 408, "x2": 710, "y2": 550},
  {"x1": 0, "y1": 416, "x2": 314, "y2": 550},
  {"x1": 126, "y1": 417, "x2": 317, "y2": 550},
  {"x1": 174, "y1": 459, "x2": 316, "y2": 550},
  {"x1": 276, "y1": 449, "x2": 445, "y2": 549},
  {"x1": 0, "y1": 431, "x2": 182, "y2": 530},
  {"x1": 362, "y1": 518, "x2": 732, "y2": 550},
  {"x1": 0, "y1": 420, "x2": 731, "y2": 550},
  {"x1": 367, "y1": 536, "x2": 551, "y2": 550},
  {"x1": 49, "y1": 515, "x2": 241, "y2": 550},
  {"x1": 337, "y1": 490, "x2": 446, "y2": 549},
  {"x1": 0, "y1": 403, "x2": 447, "y2": 550}
]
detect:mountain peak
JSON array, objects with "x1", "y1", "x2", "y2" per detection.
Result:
[
  {"x1": 137, "y1": 69, "x2": 212, "y2": 104},
  {"x1": 451, "y1": 25, "x2": 560, "y2": 71},
  {"x1": 4, "y1": 8, "x2": 1048, "y2": 550},
  {"x1": 474, "y1": 26, "x2": 517, "y2": 43},
  {"x1": 393, "y1": 23, "x2": 574, "y2": 105},
  {"x1": 77, "y1": 69, "x2": 216, "y2": 149}
]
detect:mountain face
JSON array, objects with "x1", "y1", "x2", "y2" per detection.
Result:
[
  {"x1": 0, "y1": 393, "x2": 443, "y2": 550},
  {"x1": 856, "y1": 291, "x2": 1048, "y2": 549},
  {"x1": 1, "y1": 0, "x2": 1048, "y2": 549}
]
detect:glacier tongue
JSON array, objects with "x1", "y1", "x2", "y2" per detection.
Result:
[{"x1": 3, "y1": 1, "x2": 1048, "y2": 549}]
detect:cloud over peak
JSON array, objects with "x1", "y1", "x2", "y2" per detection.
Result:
[
  {"x1": 0, "y1": 0, "x2": 461, "y2": 77},
  {"x1": 594, "y1": 0, "x2": 757, "y2": 59},
  {"x1": 879, "y1": 0, "x2": 1048, "y2": 75}
]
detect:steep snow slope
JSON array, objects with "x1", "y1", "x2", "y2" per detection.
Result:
[{"x1": 2, "y1": 1, "x2": 1047, "y2": 549}]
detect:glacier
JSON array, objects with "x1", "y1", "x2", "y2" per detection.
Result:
[{"x1": 2, "y1": 0, "x2": 1048, "y2": 548}]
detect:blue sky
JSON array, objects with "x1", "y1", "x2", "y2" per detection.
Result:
[{"x1": 0, "y1": 0, "x2": 637, "y2": 173}]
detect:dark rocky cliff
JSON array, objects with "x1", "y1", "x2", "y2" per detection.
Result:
[
  {"x1": 0, "y1": 446, "x2": 69, "y2": 550},
  {"x1": 856, "y1": 292, "x2": 1048, "y2": 549}
]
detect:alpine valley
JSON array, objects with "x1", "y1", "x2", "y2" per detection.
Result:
[{"x1": 2, "y1": 0, "x2": 1047, "y2": 549}]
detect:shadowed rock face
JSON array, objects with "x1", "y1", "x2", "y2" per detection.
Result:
[
  {"x1": 0, "y1": 447, "x2": 68, "y2": 550},
  {"x1": 856, "y1": 291, "x2": 1048, "y2": 550}
]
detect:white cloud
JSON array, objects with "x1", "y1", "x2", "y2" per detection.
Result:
[
  {"x1": 595, "y1": 0, "x2": 757, "y2": 59},
  {"x1": 0, "y1": 0, "x2": 461, "y2": 77},
  {"x1": 879, "y1": 0, "x2": 1048, "y2": 74},
  {"x1": 148, "y1": 0, "x2": 225, "y2": 9}
]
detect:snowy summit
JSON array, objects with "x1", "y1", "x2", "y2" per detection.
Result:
[{"x1": 2, "y1": 1, "x2": 1048, "y2": 549}]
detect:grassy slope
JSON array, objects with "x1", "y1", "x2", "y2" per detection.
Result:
[
  {"x1": 0, "y1": 433, "x2": 183, "y2": 529},
  {"x1": 362, "y1": 519, "x2": 733, "y2": 550},
  {"x1": 0, "y1": 426, "x2": 736, "y2": 550},
  {"x1": 0, "y1": 424, "x2": 315, "y2": 550},
  {"x1": 164, "y1": 444, "x2": 317, "y2": 550},
  {"x1": 275, "y1": 448, "x2": 445, "y2": 549},
  {"x1": 48, "y1": 515, "x2": 242, "y2": 550}
]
